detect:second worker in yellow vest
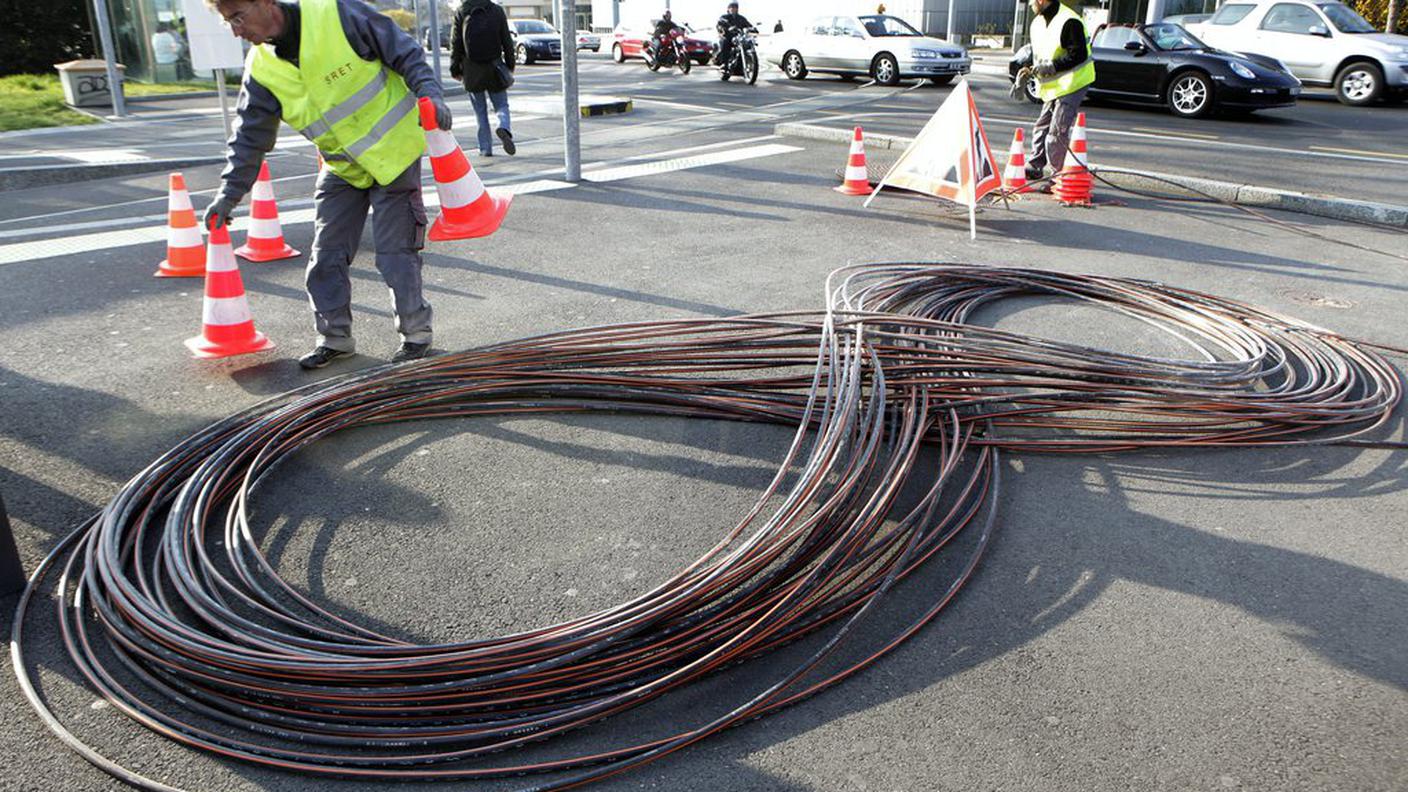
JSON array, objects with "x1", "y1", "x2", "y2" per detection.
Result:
[
  {"x1": 203, "y1": 0, "x2": 453, "y2": 369},
  {"x1": 1019, "y1": 0, "x2": 1095, "y2": 189}
]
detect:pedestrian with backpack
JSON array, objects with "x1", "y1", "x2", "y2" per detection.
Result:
[{"x1": 450, "y1": 0, "x2": 516, "y2": 157}]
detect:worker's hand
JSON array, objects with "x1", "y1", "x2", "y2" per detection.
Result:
[
  {"x1": 203, "y1": 196, "x2": 236, "y2": 231},
  {"x1": 429, "y1": 96, "x2": 453, "y2": 131},
  {"x1": 1032, "y1": 59, "x2": 1056, "y2": 79},
  {"x1": 1010, "y1": 66, "x2": 1033, "y2": 100}
]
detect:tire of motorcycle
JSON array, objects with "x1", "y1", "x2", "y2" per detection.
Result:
[
  {"x1": 679, "y1": 52, "x2": 692, "y2": 74},
  {"x1": 744, "y1": 50, "x2": 759, "y2": 85},
  {"x1": 646, "y1": 54, "x2": 660, "y2": 71},
  {"x1": 720, "y1": 65, "x2": 731, "y2": 81}
]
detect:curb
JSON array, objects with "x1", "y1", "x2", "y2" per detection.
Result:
[
  {"x1": 0, "y1": 156, "x2": 227, "y2": 192},
  {"x1": 774, "y1": 122, "x2": 1408, "y2": 229}
]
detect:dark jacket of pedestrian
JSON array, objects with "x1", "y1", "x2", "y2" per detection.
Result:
[{"x1": 450, "y1": 0, "x2": 514, "y2": 93}]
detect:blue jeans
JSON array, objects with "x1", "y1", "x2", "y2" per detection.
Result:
[{"x1": 467, "y1": 90, "x2": 510, "y2": 155}]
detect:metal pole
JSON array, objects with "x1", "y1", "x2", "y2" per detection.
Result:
[
  {"x1": 0, "y1": 493, "x2": 23, "y2": 597},
  {"x1": 429, "y1": 0, "x2": 442, "y2": 85},
  {"x1": 215, "y1": 68, "x2": 233, "y2": 141},
  {"x1": 612, "y1": 0, "x2": 619, "y2": 28},
  {"x1": 90, "y1": 0, "x2": 128, "y2": 117},
  {"x1": 558, "y1": 0, "x2": 581, "y2": 182},
  {"x1": 946, "y1": 0, "x2": 957, "y2": 42},
  {"x1": 413, "y1": 0, "x2": 421, "y2": 43}
]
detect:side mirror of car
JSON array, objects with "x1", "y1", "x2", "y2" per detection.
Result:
[
  {"x1": 1123, "y1": 40, "x2": 1147, "y2": 53},
  {"x1": 1308, "y1": 24, "x2": 1330, "y2": 36}
]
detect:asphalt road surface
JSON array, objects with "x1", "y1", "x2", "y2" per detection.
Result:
[{"x1": 1, "y1": 48, "x2": 1406, "y2": 792}]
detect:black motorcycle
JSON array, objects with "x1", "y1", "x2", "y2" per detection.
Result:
[
  {"x1": 716, "y1": 26, "x2": 759, "y2": 85},
  {"x1": 643, "y1": 28, "x2": 692, "y2": 75}
]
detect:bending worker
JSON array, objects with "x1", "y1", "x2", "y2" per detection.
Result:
[
  {"x1": 1013, "y1": 0, "x2": 1094, "y2": 187},
  {"x1": 203, "y1": 0, "x2": 453, "y2": 369}
]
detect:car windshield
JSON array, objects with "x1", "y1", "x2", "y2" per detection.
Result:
[
  {"x1": 858, "y1": 15, "x2": 922, "y2": 36},
  {"x1": 1317, "y1": 3, "x2": 1376, "y2": 32},
  {"x1": 515, "y1": 21, "x2": 556, "y2": 34},
  {"x1": 1142, "y1": 22, "x2": 1207, "y2": 50}
]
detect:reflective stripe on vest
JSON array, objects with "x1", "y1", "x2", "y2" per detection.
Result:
[
  {"x1": 1030, "y1": 4, "x2": 1096, "y2": 102},
  {"x1": 247, "y1": 0, "x2": 425, "y2": 188}
]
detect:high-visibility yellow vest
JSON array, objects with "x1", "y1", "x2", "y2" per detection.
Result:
[
  {"x1": 1029, "y1": 3, "x2": 1096, "y2": 102},
  {"x1": 247, "y1": 0, "x2": 424, "y2": 188}
]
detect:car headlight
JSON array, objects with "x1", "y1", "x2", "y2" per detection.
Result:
[
  {"x1": 1229, "y1": 61, "x2": 1256, "y2": 80},
  {"x1": 911, "y1": 49, "x2": 939, "y2": 60}
]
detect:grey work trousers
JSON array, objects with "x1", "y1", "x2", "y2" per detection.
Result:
[
  {"x1": 1028, "y1": 86, "x2": 1088, "y2": 175},
  {"x1": 307, "y1": 161, "x2": 431, "y2": 352}
]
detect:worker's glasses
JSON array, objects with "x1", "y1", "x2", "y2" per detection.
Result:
[{"x1": 221, "y1": 8, "x2": 251, "y2": 30}]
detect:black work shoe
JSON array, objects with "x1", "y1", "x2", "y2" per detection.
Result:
[
  {"x1": 496, "y1": 127, "x2": 516, "y2": 156},
  {"x1": 1024, "y1": 165, "x2": 1044, "y2": 181},
  {"x1": 391, "y1": 342, "x2": 432, "y2": 363},
  {"x1": 299, "y1": 346, "x2": 352, "y2": 370}
]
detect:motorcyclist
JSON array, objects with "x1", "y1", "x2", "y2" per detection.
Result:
[
  {"x1": 649, "y1": 10, "x2": 683, "y2": 58},
  {"x1": 714, "y1": 2, "x2": 753, "y2": 68}
]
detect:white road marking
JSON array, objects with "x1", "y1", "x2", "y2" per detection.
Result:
[
  {"x1": 0, "y1": 144, "x2": 803, "y2": 265},
  {"x1": 55, "y1": 149, "x2": 148, "y2": 164}
]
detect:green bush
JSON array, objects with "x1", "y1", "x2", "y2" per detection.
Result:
[
  {"x1": 382, "y1": 8, "x2": 417, "y2": 33},
  {"x1": 0, "y1": 0, "x2": 93, "y2": 77}
]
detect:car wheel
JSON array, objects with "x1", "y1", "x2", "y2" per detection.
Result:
[
  {"x1": 592, "y1": 47, "x2": 600, "y2": 52},
  {"x1": 1167, "y1": 71, "x2": 1213, "y2": 119},
  {"x1": 1335, "y1": 61, "x2": 1384, "y2": 106},
  {"x1": 612, "y1": 43, "x2": 625, "y2": 63},
  {"x1": 517, "y1": 44, "x2": 533, "y2": 66},
  {"x1": 928, "y1": 75, "x2": 954, "y2": 86},
  {"x1": 783, "y1": 51, "x2": 808, "y2": 80},
  {"x1": 871, "y1": 53, "x2": 900, "y2": 86}
]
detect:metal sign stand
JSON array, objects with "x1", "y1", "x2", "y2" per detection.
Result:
[
  {"x1": 558, "y1": 0, "x2": 581, "y2": 182},
  {"x1": 215, "y1": 68, "x2": 233, "y2": 141},
  {"x1": 90, "y1": 0, "x2": 127, "y2": 118}
]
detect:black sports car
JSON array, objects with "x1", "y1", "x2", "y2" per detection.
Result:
[{"x1": 1009, "y1": 23, "x2": 1301, "y2": 118}]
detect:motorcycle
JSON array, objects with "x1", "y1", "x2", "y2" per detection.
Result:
[
  {"x1": 643, "y1": 29, "x2": 692, "y2": 75},
  {"x1": 716, "y1": 26, "x2": 759, "y2": 85}
]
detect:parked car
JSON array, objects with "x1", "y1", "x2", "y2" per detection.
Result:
[
  {"x1": 576, "y1": 31, "x2": 602, "y2": 52},
  {"x1": 1162, "y1": 13, "x2": 1212, "y2": 26},
  {"x1": 423, "y1": 25, "x2": 450, "y2": 51},
  {"x1": 1185, "y1": 0, "x2": 1408, "y2": 105},
  {"x1": 509, "y1": 18, "x2": 563, "y2": 64},
  {"x1": 762, "y1": 14, "x2": 971, "y2": 86},
  {"x1": 612, "y1": 21, "x2": 714, "y2": 65},
  {"x1": 1008, "y1": 23, "x2": 1301, "y2": 117}
]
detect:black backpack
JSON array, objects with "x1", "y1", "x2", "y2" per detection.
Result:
[{"x1": 463, "y1": 4, "x2": 502, "y2": 63}]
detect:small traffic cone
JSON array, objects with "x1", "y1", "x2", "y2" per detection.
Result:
[
  {"x1": 1053, "y1": 112, "x2": 1093, "y2": 206},
  {"x1": 1003, "y1": 128, "x2": 1029, "y2": 194},
  {"x1": 185, "y1": 221, "x2": 275, "y2": 359},
  {"x1": 235, "y1": 161, "x2": 300, "y2": 262},
  {"x1": 419, "y1": 97, "x2": 510, "y2": 241},
  {"x1": 835, "y1": 126, "x2": 873, "y2": 196},
  {"x1": 156, "y1": 172, "x2": 206, "y2": 278}
]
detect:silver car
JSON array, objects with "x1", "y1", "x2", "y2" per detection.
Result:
[
  {"x1": 763, "y1": 14, "x2": 971, "y2": 86},
  {"x1": 1188, "y1": 0, "x2": 1408, "y2": 104}
]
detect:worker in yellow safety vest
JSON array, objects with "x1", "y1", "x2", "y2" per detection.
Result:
[
  {"x1": 203, "y1": 0, "x2": 453, "y2": 369},
  {"x1": 1013, "y1": 0, "x2": 1095, "y2": 190}
]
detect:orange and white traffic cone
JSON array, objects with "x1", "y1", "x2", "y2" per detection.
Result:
[
  {"x1": 1053, "y1": 112, "x2": 1093, "y2": 206},
  {"x1": 155, "y1": 172, "x2": 206, "y2": 278},
  {"x1": 1003, "y1": 128, "x2": 1029, "y2": 194},
  {"x1": 419, "y1": 97, "x2": 511, "y2": 241},
  {"x1": 835, "y1": 126, "x2": 873, "y2": 196},
  {"x1": 235, "y1": 161, "x2": 300, "y2": 262},
  {"x1": 185, "y1": 222, "x2": 275, "y2": 359}
]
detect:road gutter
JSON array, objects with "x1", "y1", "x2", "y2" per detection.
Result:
[{"x1": 775, "y1": 121, "x2": 1408, "y2": 229}]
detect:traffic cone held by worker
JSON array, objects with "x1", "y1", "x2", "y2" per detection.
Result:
[
  {"x1": 185, "y1": 221, "x2": 275, "y2": 359},
  {"x1": 1053, "y1": 112, "x2": 1093, "y2": 206},
  {"x1": 235, "y1": 161, "x2": 300, "y2": 262},
  {"x1": 835, "y1": 126, "x2": 873, "y2": 196},
  {"x1": 1003, "y1": 128, "x2": 1029, "y2": 195},
  {"x1": 156, "y1": 172, "x2": 206, "y2": 278},
  {"x1": 419, "y1": 97, "x2": 510, "y2": 241}
]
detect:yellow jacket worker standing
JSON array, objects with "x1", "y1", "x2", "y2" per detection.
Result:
[
  {"x1": 204, "y1": 0, "x2": 453, "y2": 369},
  {"x1": 1016, "y1": 0, "x2": 1095, "y2": 187}
]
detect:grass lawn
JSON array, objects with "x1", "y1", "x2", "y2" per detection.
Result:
[{"x1": 0, "y1": 74, "x2": 218, "y2": 133}]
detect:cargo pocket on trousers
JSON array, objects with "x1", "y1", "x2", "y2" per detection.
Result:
[{"x1": 411, "y1": 202, "x2": 427, "y2": 251}]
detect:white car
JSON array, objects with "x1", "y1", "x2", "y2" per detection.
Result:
[
  {"x1": 576, "y1": 32, "x2": 601, "y2": 52},
  {"x1": 1187, "y1": 0, "x2": 1408, "y2": 104},
  {"x1": 763, "y1": 14, "x2": 971, "y2": 86}
]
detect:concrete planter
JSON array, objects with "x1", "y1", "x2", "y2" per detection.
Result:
[{"x1": 971, "y1": 35, "x2": 1010, "y2": 48}]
